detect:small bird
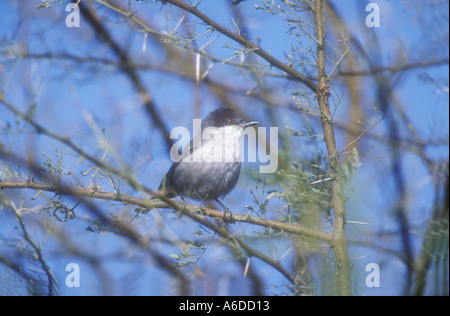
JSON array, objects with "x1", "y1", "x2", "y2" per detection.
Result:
[{"x1": 158, "y1": 107, "x2": 259, "y2": 219}]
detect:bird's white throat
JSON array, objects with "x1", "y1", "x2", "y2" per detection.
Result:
[{"x1": 190, "y1": 125, "x2": 243, "y2": 163}]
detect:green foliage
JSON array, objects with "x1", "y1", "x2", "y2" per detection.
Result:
[
  {"x1": 276, "y1": 158, "x2": 332, "y2": 228},
  {"x1": 170, "y1": 226, "x2": 216, "y2": 268}
]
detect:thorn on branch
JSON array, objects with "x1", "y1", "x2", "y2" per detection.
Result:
[{"x1": 319, "y1": 82, "x2": 331, "y2": 97}]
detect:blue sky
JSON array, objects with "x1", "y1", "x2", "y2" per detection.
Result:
[{"x1": 0, "y1": 0, "x2": 448, "y2": 296}]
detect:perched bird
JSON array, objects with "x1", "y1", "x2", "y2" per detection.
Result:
[{"x1": 158, "y1": 107, "x2": 259, "y2": 218}]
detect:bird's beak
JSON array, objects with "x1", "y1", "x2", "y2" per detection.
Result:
[{"x1": 241, "y1": 121, "x2": 260, "y2": 127}]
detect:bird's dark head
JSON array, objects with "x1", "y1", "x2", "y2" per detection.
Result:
[{"x1": 202, "y1": 108, "x2": 259, "y2": 130}]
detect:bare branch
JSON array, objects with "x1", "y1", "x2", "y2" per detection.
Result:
[
  {"x1": 0, "y1": 180, "x2": 331, "y2": 242},
  {"x1": 162, "y1": 0, "x2": 318, "y2": 92}
]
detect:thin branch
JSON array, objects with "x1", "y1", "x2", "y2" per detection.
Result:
[
  {"x1": 0, "y1": 94, "x2": 152, "y2": 196},
  {"x1": 339, "y1": 115, "x2": 385, "y2": 154},
  {"x1": 163, "y1": 197, "x2": 298, "y2": 285},
  {"x1": 3, "y1": 198, "x2": 58, "y2": 296},
  {"x1": 78, "y1": 1, "x2": 174, "y2": 152},
  {"x1": 0, "y1": 180, "x2": 306, "y2": 285},
  {"x1": 162, "y1": 0, "x2": 318, "y2": 92},
  {"x1": 336, "y1": 59, "x2": 449, "y2": 78}
]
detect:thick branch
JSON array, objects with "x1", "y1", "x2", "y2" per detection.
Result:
[
  {"x1": 0, "y1": 181, "x2": 331, "y2": 243},
  {"x1": 314, "y1": 0, "x2": 351, "y2": 295}
]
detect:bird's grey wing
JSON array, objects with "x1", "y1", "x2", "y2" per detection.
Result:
[
  {"x1": 179, "y1": 132, "x2": 203, "y2": 161},
  {"x1": 159, "y1": 132, "x2": 202, "y2": 190},
  {"x1": 159, "y1": 161, "x2": 177, "y2": 190}
]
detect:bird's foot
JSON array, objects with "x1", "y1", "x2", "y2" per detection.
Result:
[
  {"x1": 215, "y1": 199, "x2": 234, "y2": 223},
  {"x1": 178, "y1": 195, "x2": 187, "y2": 210}
]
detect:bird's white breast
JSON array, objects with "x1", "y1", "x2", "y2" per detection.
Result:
[{"x1": 195, "y1": 125, "x2": 243, "y2": 163}]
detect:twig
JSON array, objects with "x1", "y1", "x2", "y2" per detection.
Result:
[
  {"x1": 6, "y1": 199, "x2": 58, "y2": 295},
  {"x1": 339, "y1": 115, "x2": 385, "y2": 154},
  {"x1": 78, "y1": 2, "x2": 173, "y2": 152},
  {"x1": 162, "y1": 0, "x2": 318, "y2": 92}
]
